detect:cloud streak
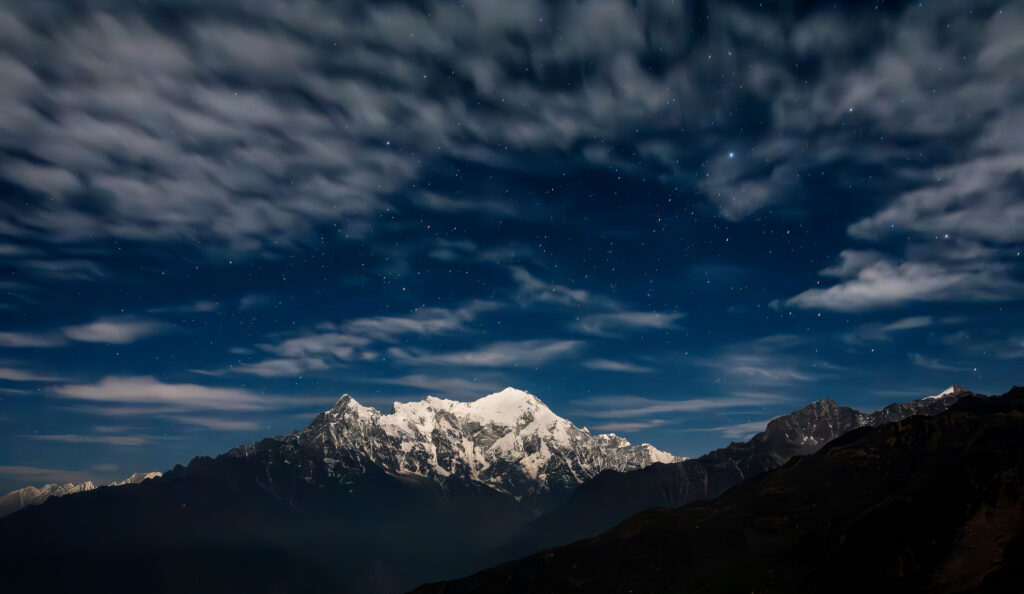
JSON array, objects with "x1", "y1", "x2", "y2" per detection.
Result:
[
  {"x1": 61, "y1": 316, "x2": 175, "y2": 344},
  {"x1": 389, "y1": 339, "x2": 582, "y2": 368}
]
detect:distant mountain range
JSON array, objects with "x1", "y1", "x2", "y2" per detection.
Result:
[
  {"x1": 0, "y1": 471, "x2": 162, "y2": 518},
  {"x1": 415, "y1": 386, "x2": 1024, "y2": 593},
  {"x1": 0, "y1": 385, "x2": 982, "y2": 593}
]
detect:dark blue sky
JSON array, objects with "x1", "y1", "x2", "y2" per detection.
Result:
[{"x1": 1, "y1": 0, "x2": 1023, "y2": 493}]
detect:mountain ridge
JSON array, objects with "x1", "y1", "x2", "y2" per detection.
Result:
[
  {"x1": 491, "y1": 385, "x2": 974, "y2": 561},
  {"x1": 0, "y1": 471, "x2": 162, "y2": 518},
  {"x1": 413, "y1": 386, "x2": 1024, "y2": 593}
]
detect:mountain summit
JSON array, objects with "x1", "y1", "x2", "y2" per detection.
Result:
[{"x1": 242, "y1": 387, "x2": 677, "y2": 498}]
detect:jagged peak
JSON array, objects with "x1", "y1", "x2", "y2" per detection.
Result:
[
  {"x1": 924, "y1": 384, "x2": 970, "y2": 400},
  {"x1": 796, "y1": 398, "x2": 841, "y2": 412},
  {"x1": 329, "y1": 387, "x2": 551, "y2": 422},
  {"x1": 471, "y1": 387, "x2": 548, "y2": 411},
  {"x1": 330, "y1": 393, "x2": 375, "y2": 414}
]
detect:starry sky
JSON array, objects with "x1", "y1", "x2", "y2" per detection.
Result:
[{"x1": 1, "y1": 0, "x2": 1023, "y2": 493}]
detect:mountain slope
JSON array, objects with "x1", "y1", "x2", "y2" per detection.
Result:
[
  {"x1": 0, "y1": 387, "x2": 674, "y2": 594},
  {"x1": 0, "y1": 471, "x2": 162, "y2": 518},
  {"x1": 496, "y1": 385, "x2": 972, "y2": 560},
  {"x1": 415, "y1": 386, "x2": 1024, "y2": 593}
]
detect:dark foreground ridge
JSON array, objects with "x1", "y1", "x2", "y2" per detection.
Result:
[
  {"x1": 496, "y1": 386, "x2": 971, "y2": 561},
  {"x1": 414, "y1": 386, "x2": 1024, "y2": 593}
]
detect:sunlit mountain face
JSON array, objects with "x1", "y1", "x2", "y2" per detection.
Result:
[{"x1": 1, "y1": 0, "x2": 1022, "y2": 506}]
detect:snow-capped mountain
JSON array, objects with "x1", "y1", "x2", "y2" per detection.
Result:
[
  {"x1": 234, "y1": 387, "x2": 678, "y2": 498},
  {"x1": 0, "y1": 471, "x2": 162, "y2": 518}
]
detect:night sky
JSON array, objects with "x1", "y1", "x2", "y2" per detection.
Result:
[{"x1": 1, "y1": 0, "x2": 1023, "y2": 493}]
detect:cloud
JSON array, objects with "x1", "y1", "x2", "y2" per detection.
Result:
[
  {"x1": 0, "y1": 465, "x2": 98, "y2": 486},
  {"x1": 697, "y1": 335, "x2": 837, "y2": 386},
  {"x1": 581, "y1": 359, "x2": 653, "y2": 374},
  {"x1": 15, "y1": 259, "x2": 105, "y2": 281},
  {"x1": 575, "y1": 311, "x2": 683, "y2": 337},
  {"x1": 0, "y1": 331, "x2": 66, "y2": 348},
  {"x1": 342, "y1": 300, "x2": 500, "y2": 342},
  {"x1": 53, "y1": 376, "x2": 273, "y2": 411},
  {"x1": 510, "y1": 267, "x2": 594, "y2": 307},
  {"x1": 0, "y1": 0, "x2": 709, "y2": 258},
  {"x1": 233, "y1": 357, "x2": 330, "y2": 378},
  {"x1": 909, "y1": 353, "x2": 969, "y2": 372},
  {"x1": 570, "y1": 393, "x2": 791, "y2": 420},
  {"x1": 379, "y1": 374, "x2": 502, "y2": 399},
  {"x1": 149, "y1": 300, "x2": 220, "y2": 313},
  {"x1": 388, "y1": 339, "x2": 582, "y2": 367},
  {"x1": 843, "y1": 316, "x2": 936, "y2": 344},
  {"x1": 410, "y1": 191, "x2": 518, "y2": 217},
  {"x1": 590, "y1": 420, "x2": 666, "y2": 433},
  {"x1": 168, "y1": 416, "x2": 261, "y2": 431},
  {"x1": 785, "y1": 249, "x2": 1024, "y2": 312},
  {"x1": 680, "y1": 420, "x2": 771, "y2": 441},
  {"x1": 25, "y1": 434, "x2": 150, "y2": 446},
  {"x1": 61, "y1": 316, "x2": 175, "y2": 344},
  {"x1": 0, "y1": 367, "x2": 61, "y2": 382},
  {"x1": 230, "y1": 300, "x2": 498, "y2": 377}
]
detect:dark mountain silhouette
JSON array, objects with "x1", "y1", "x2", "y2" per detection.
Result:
[
  {"x1": 494, "y1": 385, "x2": 971, "y2": 561},
  {"x1": 414, "y1": 386, "x2": 1024, "y2": 593}
]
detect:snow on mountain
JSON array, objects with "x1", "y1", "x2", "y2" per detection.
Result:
[
  {"x1": 110, "y1": 471, "x2": 163, "y2": 486},
  {"x1": 0, "y1": 471, "x2": 162, "y2": 518},
  {"x1": 253, "y1": 387, "x2": 679, "y2": 498},
  {"x1": 924, "y1": 384, "x2": 967, "y2": 400}
]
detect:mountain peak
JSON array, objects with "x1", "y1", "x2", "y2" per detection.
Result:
[
  {"x1": 925, "y1": 385, "x2": 969, "y2": 400},
  {"x1": 305, "y1": 386, "x2": 677, "y2": 496},
  {"x1": 469, "y1": 387, "x2": 547, "y2": 417}
]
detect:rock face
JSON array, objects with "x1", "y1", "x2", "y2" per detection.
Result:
[
  {"x1": 0, "y1": 471, "x2": 162, "y2": 518},
  {"x1": 414, "y1": 386, "x2": 1024, "y2": 594},
  {"x1": 232, "y1": 387, "x2": 677, "y2": 500},
  {"x1": 497, "y1": 386, "x2": 974, "y2": 559}
]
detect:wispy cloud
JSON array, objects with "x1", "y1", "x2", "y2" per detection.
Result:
[
  {"x1": 581, "y1": 359, "x2": 653, "y2": 373},
  {"x1": 575, "y1": 311, "x2": 683, "y2": 337},
  {"x1": 341, "y1": 300, "x2": 500, "y2": 342},
  {"x1": 61, "y1": 315, "x2": 175, "y2": 344},
  {"x1": 697, "y1": 335, "x2": 832, "y2": 386},
  {"x1": 230, "y1": 300, "x2": 499, "y2": 377},
  {"x1": 843, "y1": 316, "x2": 936, "y2": 344},
  {"x1": 680, "y1": 420, "x2": 772, "y2": 441},
  {"x1": 53, "y1": 376, "x2": 273, "y2": 411},
  {"x1": 0, "y1": 331, "x2": 66, "y2": 348},
  {"x1": 233, "y1": 357, "x2": 330, "y2": 378},
  {"x1": 0, "y1": 465, "x2": 99, "y2": 486},
  {"x1": 379, "y1": 374, "x2": 502, "y2": 399},
  {"x1": 0, "y1": 367, "x2": 61, "y2": 382},
  {"x1": 168, "y1": 416, "x2": 261, "y2": 431},
  {"x1": 149, "y1": 300, "x2": 220, "y2": 314},
  {"x1": 909, "y1": 352, "x2": 969, "y2": 372},
  {"x1": 785, "y1": 249, "x2": 1024, "y2": 312},
  {"x1": 410, "y1": 191, "x2": 518, "y2": 217},
  {"x1": 590, "y1": 419, "x2": 666, "y2": 433},
  {"x1": 388, "y1": 339, "x2": 582, "y2": 368},
  {"x1": 25, "y1": 433, "x2": 150, "y2": 446},
  {"x1": 570, "y1": 393, "x2": 791, "y2": 420},
  {"x1": 510, "y1": 267, "x2": 594, "y2": 307}
]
